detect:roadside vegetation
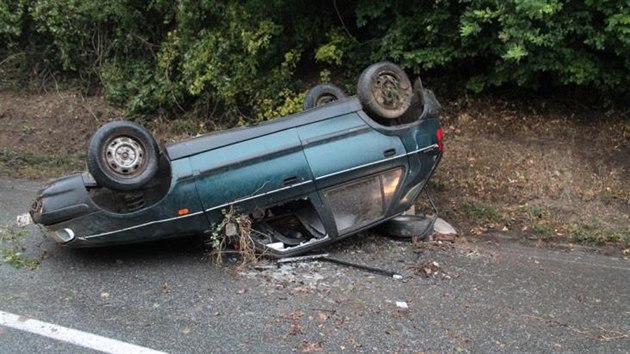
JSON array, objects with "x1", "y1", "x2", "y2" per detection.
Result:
[
  {"x1": 0, "y1": 1, "x2": 628, "y2": 250},
  {"x1": 1, "y1": 0, "x2": 628, "y2": 122},
  {"x1": 432, "y1": 97, "x2": 629, "y2": 249},
  {"x1": 0, "y1": 224, "x2": 40, "y2": 270}
]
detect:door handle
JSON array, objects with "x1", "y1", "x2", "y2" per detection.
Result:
[
  {"x1": 283, "y1": 176, "x2": 299, "y2": 185},
  {"x1": 383, "y1": 148, "x2": 396, "y2": 157}
]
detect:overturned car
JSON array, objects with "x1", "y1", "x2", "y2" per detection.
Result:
[{"x1": 30, "y1": 62, "x2": 444, "y2": 257}]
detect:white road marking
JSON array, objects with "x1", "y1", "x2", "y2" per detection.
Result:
[{"x1": 0, "y1": 310, "x2": 168, "y2": 354}]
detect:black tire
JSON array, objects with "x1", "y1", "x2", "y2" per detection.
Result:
[
  {"x1": 378, "y1": 215, "x2": 434, "y2": 241},
  {"x1": 87, "y1": 121, "x2": 159, "y2": 191},
  {"x1": 303, "y1": 83, "x2": 347, "y2": 110},
  {"x1": 357, "y1": 62, "x2": 412, "y2": 120}
]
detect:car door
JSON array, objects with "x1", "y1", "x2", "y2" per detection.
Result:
[
  {"x1": 297, "y1": 112, "x2": 408, "y2": 235},
  {"x1": 190, "y1": 128, "x2": 315, "y2": 222}
]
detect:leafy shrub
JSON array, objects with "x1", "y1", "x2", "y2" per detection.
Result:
[{"x1": 0, "y1": 0, "x2": 628, "y2": 122}]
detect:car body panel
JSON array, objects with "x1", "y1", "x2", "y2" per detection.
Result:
[
  {"x1": 297, "y1": 112, "x2": 407, "y2": 184},
  {"x1": 191, "y1": 128, "x2": 315, "y2": 224}
]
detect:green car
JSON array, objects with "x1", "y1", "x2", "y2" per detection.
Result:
[{"x1": 30, "y1": 62, "x2": 444, "y2": 257}]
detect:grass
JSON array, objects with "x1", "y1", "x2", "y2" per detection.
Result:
[
  {"x1": 522, "y1": 205, "x2": 556, "y2": 238},
  {"x1": 457, "y1": 202, "x2": 502, "y2": 223},
  {"x1": 448, "y1": 198, "x2": 628, "y2": 247},
  {"x1": 0, "y1": 148, "x2": 83, "y2": 179},
  {"x1": 570, "y1": 221, "x2": 630, "y2": 248}
]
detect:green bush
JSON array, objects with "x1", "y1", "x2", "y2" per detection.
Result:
[{"x1": 1, "y1": 0, "x2": 628, "y2": 122}]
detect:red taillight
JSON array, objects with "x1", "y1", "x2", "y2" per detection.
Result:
[{"x1": 436, "y1": 127, "x2": 444, "y2": 152}]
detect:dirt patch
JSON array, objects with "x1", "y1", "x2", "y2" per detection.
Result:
[
  {"x1": 0, "y1": 90, "x2": 121, "y2": 179},
  {"x1": 0, "y1": 90, "x2": 628, "y2": 247},
  {"x1": 432, "y1": 96, "x2": 629, "y2": 247}
]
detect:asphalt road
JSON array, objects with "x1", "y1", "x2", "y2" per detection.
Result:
[{"x1": 1, "y1": 178, "x2": 629, "y2": 353}]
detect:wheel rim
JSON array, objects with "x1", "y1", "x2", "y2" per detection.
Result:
[
  {"x1": 104, "y1": 136, "x2": 145, "y2": 177},
  {"x1": 372, "y1": 72, "x2": 405, "y2": 110}
]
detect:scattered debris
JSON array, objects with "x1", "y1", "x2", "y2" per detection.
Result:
[
  {"x1": 284, "y1": 311, "x2": 305, "y2": 336},
  {"x1": 395, "y1": 301, "x2": 408, "y2": 309},
  {"x1": 278, "y1": 253, "x2": 403, "y2": 279},
  {"x1": 285, "y1": 311, "x2": 304, "y2": 321},
  {"x1": 298, "y1": 340, "x2": 323, "y2": 353},
  {"x1": 409, "y1": 261, "x2": 448, "y2": 279},
  {"x1": 433, "y1": 233, "x2": 456, "y2": 242},
  {"x1": 161, "y1": 282, "x2": 170, "y2": 293},
  {"x1": 412, "y1": 240, "x2": 456, "y2": 253},
  {"x1": 15, "y1": 213, "x2": 33, "y2": 227}
]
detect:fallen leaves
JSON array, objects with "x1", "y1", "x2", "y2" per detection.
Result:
[
  {"x1": 407, "y1": 260, "x2": 455, "y2": 280},
  {"x1": 298, "y1": 340, "x2": 323, "y2": 352},
  {"x1": 411, "y1": 261, "x2": 441, "y2": 278},
  {"x1": 284, "y1": 310, "x2": 305, "y2": 335}
]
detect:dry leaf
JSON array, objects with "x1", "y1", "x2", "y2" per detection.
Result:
[{"x1": 299, "y1": 341, "x2": 323, "y2": 353}]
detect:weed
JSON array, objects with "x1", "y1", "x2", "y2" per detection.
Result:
[
  {"x1": 570, "y1": 221, "x2": 630, "y2": 247},
  {"x1": 2, "y1": 249, "x2": 39, "y2": 270},
  {"x1": 458, "y1": 202, "x2": 501, "y2": 222},
  {"x1": 525, "y1": 206, "x2": 546, "y2": 219},
  {"x1": 20, "y1": 125, "x2": 36, "y2": 135},
  {"x1": 521, "y1": 205, "x2": 555, "y2": 237},
  {"x1": 208, "y1": 207, "x2": 258, "y2": 265},
  {"x1": 0, "y1": 225, "x2": 39, "y2": 270},
  {"x1": 0, "y1": 227, "x2": 28, "y2": 241},
  {"x1": 530, "y1": 223, "x2": 555, "y2": 238},
  {"x1": 599, "y1": 188, "x2": 616, "y2": 205}
]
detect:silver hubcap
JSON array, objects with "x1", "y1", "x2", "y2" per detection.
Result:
[{"x1": 105, "y1": 137, "x2": 145, "y2": 176}]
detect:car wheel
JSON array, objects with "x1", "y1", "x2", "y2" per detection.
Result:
[
  {"x1": 378, "y1": 215, "x2": 434, "y2": 241},
  {"x1": 87, "y1": 121, "x2": 159, "y2": 191},
  {"x1": 357, "y1": 62, "x2": 412, "y2": 121},
  {"x1": 303, "y1": 83, "x2": 347, "y2": 110}
]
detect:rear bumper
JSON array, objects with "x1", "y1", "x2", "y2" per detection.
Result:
[{"x1": 30, "y1": 174, "x2": 96, "y2": 226}]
